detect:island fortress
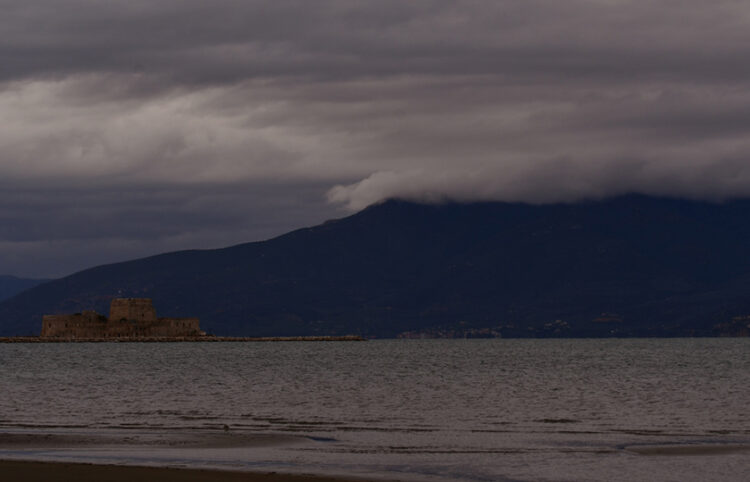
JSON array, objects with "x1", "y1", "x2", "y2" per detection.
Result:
[{"x1": 41, "y1": 298, "x2": 203, "y2": 339}]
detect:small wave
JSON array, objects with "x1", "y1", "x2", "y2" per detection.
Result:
[
  {"x1": 0, "y1": 423, "x2": 92, "y2": 429},
  {"x1": 335, "y1": 426, "x2": 438, "y2": 433},
  {"x1": 306, "y1": 436, "x2": 337, "y2": 442},
  {"x1": 535, "y1": 418, "x2": 580, "y2": 424}
]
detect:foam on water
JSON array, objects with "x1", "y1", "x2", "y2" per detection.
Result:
[{"x1": 1, "y1": 339, "x2": 749, "y2": 481}]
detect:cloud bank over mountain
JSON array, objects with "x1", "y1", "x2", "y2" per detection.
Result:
[{"x1": 2, "y1": 0, "x2": 750, "y2": 275}]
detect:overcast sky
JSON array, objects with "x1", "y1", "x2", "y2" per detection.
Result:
[{"x1": 2, "y1": 0, "x2": 750, "y2": 278}]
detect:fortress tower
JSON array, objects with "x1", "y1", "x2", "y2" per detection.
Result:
[{"x1": 109, "y1": 298, "x2": 157, "y2": 323}]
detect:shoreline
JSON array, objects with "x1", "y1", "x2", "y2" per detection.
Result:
[
  {"x1": 0, "y1": 430, "x2": 392, "y2": 482},
  {"x1": 0, "y1": 335, "x2": 365, "y2": 343},
  {"x1": 0, "y1": 460, "x2": 379, "y2": 482}
]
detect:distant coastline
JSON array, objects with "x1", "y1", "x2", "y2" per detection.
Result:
[{"x1": 0, "y1": 335, "x2": 365, "y2": 343}]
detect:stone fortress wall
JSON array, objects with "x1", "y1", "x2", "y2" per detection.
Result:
[{"x1": 41, "y1": 298, "x2": 202, "y2": 339}]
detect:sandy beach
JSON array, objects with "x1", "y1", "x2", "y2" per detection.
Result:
[
  {"x1": 0, "y1": 430, "x2": 385, "y2": 482},
  {"x1": 0, "y1": 460, "x2": 374, "y2": 482}
]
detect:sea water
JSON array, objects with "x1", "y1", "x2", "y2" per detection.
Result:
[{"x1": 0, "y1": 339, "x2": 749, "y2": 481}]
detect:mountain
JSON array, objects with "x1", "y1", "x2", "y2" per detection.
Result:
[
  {"x1": 0, "y1": 276, "x2": 50, "y2": 303},
  {"x1": 2, "y1": 195, "x2": 750, "y2": 337}
]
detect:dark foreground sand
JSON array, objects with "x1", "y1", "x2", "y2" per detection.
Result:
[
  {"x1": 0, "y1": 460, "x2": 375, "y2": 482},
  {"x1": 0, "y1": 431, "x2": 385, "y2": 482}
]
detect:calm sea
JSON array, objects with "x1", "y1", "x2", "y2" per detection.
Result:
[{"x1": 0, "y1": 339, "x2": 749, "y2": 481}]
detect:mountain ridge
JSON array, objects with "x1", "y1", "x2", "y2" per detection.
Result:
[
  {"x1": 2, "y1": 195, "x2": 750, "y2": 337},
  {"x1": 0, "y1": 276, "x2": 50, "y2": 304}
]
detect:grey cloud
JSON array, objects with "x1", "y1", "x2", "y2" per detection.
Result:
[
  {"x1": 3, "y1": 1, "x2": 750, "y2": 85},
  {"x1": 2, "y1": 0, "x2": 750, "y2": 276}
]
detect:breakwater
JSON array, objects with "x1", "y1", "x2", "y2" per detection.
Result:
[{"x1": 0, "y1": 335, "x2": 365, "y2": 343}]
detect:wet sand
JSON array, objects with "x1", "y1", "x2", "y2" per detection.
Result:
[
  {"x1": 0, "y1": 430, "x2": 384, "y2": 481},
  {"x1": 0, "y1": 460, "x2": 374, "y2": 482},
  {"x1": 0, "y1": 430, "x2": 303, "y2": 449},
  {"x1": 625, "y1": 444, "x2": 750, "y2": 456}
]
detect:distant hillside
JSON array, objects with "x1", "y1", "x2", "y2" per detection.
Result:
[
  {"x1": 2, "y1": 195, "x2": 750, "y2": 337},
  {"x1": 0, "y1": 276, "x2": 49, "y2": 303}
]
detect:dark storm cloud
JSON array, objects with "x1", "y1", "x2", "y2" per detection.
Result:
[
  {"x1": 4, "y1": 0, "x2": 749, "y2": 86},
  {"x1": 0, "y1": 181, "x2": 338, "y2": 277},
  {"x1": 2, "y1": 0, "x2": 750, "y2": 276}
]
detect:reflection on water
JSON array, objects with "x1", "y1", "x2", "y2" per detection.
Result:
[{"x1": 1, "y1": 339, "x2": 749, "y2": 481}]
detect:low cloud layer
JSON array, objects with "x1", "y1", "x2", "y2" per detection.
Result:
[{"x1": 2, "y1": 1, "x2": 750, "y2": 276}]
